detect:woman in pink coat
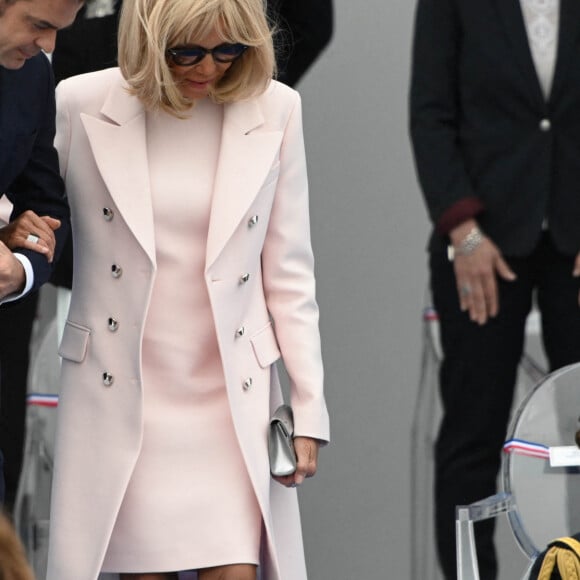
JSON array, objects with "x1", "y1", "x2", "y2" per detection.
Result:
[{"x1": 46, "y1": 0, "x2": 329, "y2": 578}]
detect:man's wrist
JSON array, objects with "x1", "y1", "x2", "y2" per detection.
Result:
[{"x1": 0, "y1": 253, "x2": 33, "y2": 302}]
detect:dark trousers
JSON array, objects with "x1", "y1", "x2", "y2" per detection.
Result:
[
  {"x1": 430, "y1": 232, "x2": 580, "y2": 580},
  {"x1": 0, "y1": 291, "x2": 39, "y2": 512}
]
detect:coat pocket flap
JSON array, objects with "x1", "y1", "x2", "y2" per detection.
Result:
[
  {"x1": 58, "y1": 321, "x2": 91, "y2": 363},
  {"x1": 250, "y1": 322, "x2": 281, "y2": 368}
]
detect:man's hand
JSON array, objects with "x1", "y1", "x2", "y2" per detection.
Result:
[
  {"x1": 0, "y1": 210, "x2": 60, "y2": 262},
  {"x1": 0, "y1": 242, "x2": 25, "y2": 299}
]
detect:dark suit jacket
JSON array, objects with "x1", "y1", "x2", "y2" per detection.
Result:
[
  {"x1": 409, "y1": 0, "x2": 580, "y2": 256},
  {"x1": 0, "y1": 54, "x2": 70, "y2": 294},
  {"x1": 268, "y1": 0, "x2": 333, "y2": 87},
  {"x1": 52, "y1": 3, "x2": 121, "y2": 84}
]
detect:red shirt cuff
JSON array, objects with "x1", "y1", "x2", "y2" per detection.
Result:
[{"x1": 436, "y1": 197, "x2": 484, "y2": 235}]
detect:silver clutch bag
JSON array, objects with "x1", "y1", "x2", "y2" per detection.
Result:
[{"x1": 268, "y1": 404, "x2": 297, "y2": 477}]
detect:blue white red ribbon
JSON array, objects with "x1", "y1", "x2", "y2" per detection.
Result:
[
  {"x1": 26, "y1": 393, "x2": 59, "y2": 407},
  {"x1": 503, "y1": 438, "x2": 550, "y2": 459},
  {"x1": 423, "y1": 306, "x2": 438, "y2": 321}
]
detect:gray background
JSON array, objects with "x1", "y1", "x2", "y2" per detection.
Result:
[
  {"x1": 291, "y1": 0, "x2": 530, "y2": 578},
  {"x1": 293, "y1": 0, "x2": 429, "y2": 577}
]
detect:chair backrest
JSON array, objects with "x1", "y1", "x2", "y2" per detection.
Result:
[
  {"x1": 415, "y1": 302, "x2": 548, "y2": 580},
  {"x1": 503, "y1": 363, "x2": 580, "y2": 562}
]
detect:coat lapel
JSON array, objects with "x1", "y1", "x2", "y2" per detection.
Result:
[
  {"x1": 550, "y1": 0, "x2": 580, "y2": 104},
  {"x1": 81, "y1": 76, "x2": 283, "y2": 270},
  {"x1": 205, "y1": 96, "x2": 283, "y2": 269},
  {"x1": 81, "y1": 80, "x2": 156, "y2": 265},
  {"x1": 495, "y1": 0, "x2": 546, "y2": 106}
]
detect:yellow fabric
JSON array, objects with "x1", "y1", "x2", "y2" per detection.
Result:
[
  {"x1": 538, "y1": 547, "x2": 559, "y2": 580},
  {"x1": 559, "y1": 538, "x2": 580, "y2": 557},
  {"x1": 537, "y1": 537, "x2": 580, "y2": 580}
]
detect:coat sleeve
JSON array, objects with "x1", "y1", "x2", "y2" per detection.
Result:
[
  {"x1": 54, "y1": 79, "x2": 72, "y2": 181},
  {"x1": 261, "y1": 91, "x2": 329, "y2": 443},
  {"x1": 409, "y1": 0, "x2": 478, "y2": 227},
  {"x1": 6, "y1": 55, "x2": 70, "y2": 293}
]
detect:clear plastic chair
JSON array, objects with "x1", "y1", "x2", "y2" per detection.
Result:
[
  {"x1": 13, "y1": 288, "x2": 71, "y2": 579},
  {"x1": 410, "y1": 306, "x2": 444, "y2": 580},
  {"x1": 13, "y1": 316, "x2": 60, "y2": 577},
  {"x1": 411, "y1": 298, "x2": 546, "y2": 580},
  {"x1": 456, "y1": 362, "x2": 580, "y2": 579}
]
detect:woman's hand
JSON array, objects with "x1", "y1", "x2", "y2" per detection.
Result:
[
  {"x1": 450, "y1": 220, "x2": 516, "y2": 325},
  {"x1": 273, "y1": 436, "x2": 320, "y2": 488}
]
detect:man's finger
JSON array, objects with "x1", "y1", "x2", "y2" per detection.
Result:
[{"x1": 40, "y1": 216, "x2": 61, "y2": 231}]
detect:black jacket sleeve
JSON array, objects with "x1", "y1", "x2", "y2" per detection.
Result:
[
  {"x1": 3, "y1": 55, "x2": 70, "y2": 294},
  {"x1": 409, "y1": 0, "x2": 477, "y2": 226}
]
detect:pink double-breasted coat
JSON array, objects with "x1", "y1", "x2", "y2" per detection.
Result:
[{"x1": 46, "y1": 68, "x2": 329, "y2": 580}]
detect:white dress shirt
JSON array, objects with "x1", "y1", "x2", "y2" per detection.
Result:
[{"x1": 520, "y1": 0, "x2": 559, "y2": 99}]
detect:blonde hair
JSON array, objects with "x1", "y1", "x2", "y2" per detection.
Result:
[{"x1": 118, "y1": 0, "x2": 275, "y2": 115}]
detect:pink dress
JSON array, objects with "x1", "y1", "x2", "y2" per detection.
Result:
[{"x1": 101, "y1": 99, "x2": 262, "y2": 573}]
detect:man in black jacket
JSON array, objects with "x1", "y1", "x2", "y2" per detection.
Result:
[
  {"x1": 0, "y1": 0, "x2": 81, "y2": 509},
  {"x1": 410, "y1": 1, "x2": 580, "y2": 578}
]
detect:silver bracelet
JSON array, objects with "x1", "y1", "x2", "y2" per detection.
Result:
[{"x1": 447, "y1": 226, "x2": 483, "y2": 261}]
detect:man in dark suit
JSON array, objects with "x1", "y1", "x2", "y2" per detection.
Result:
[
  {"x1": 409, "y1": 1, "x2": 580, "y2": 578},
  {"x1": 0, "y1": 0, "x2": 81, "y2": 508}
]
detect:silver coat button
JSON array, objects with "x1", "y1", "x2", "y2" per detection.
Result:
[
  {"x1": 248, "y1": 215, "x2": 259, "y2": 228},
  {"x1": 103, "y1": 372, "x2": 114, "y2": 386},
  {"x1": 103, "y1": 207, "x2": 114, "y2": 221},
  {"x1": 539, "y1": 118, "x2": 551, "y2": 132},
  {"x1": 111, "y1": 264, "x2": 123, "y2": 278},
  {"x1": 243, "y1": 377, "x2": 253, "y2": 390},
  {"x1": 235, "y1": 326, "x2": 245, "y2": 338},
  {"x1": 108, "y1": 317, "x2": 119, "y2": 332},
  {"x1": 239, "y1": 273, "x2": 250, "y2": 284}
]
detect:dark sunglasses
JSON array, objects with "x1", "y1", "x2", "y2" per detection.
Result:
[{"x1": 166, "y1": 43, "x2": 248, "y2": 67}]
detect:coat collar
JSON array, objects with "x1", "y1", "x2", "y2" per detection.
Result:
[
  {"x1": 81, "y1": 78, "x2": 155, "y2": 262},
  {"x1": 205, "y1": 95, "x2": 282, "y2": 268},
  {"x1": 81, "y1": 76, "x2": 283, "y2": 269}
]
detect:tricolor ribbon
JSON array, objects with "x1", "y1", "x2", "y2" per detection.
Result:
[
  {"x1": 423, "y1": 306, "x2": 439, "y2": 321},
  {"x1": 26, "y1": 393, "x2": 59, "y2": 408},
  {"x1": 503, "y1": 438, "x2": 550, "y2": 459}
]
